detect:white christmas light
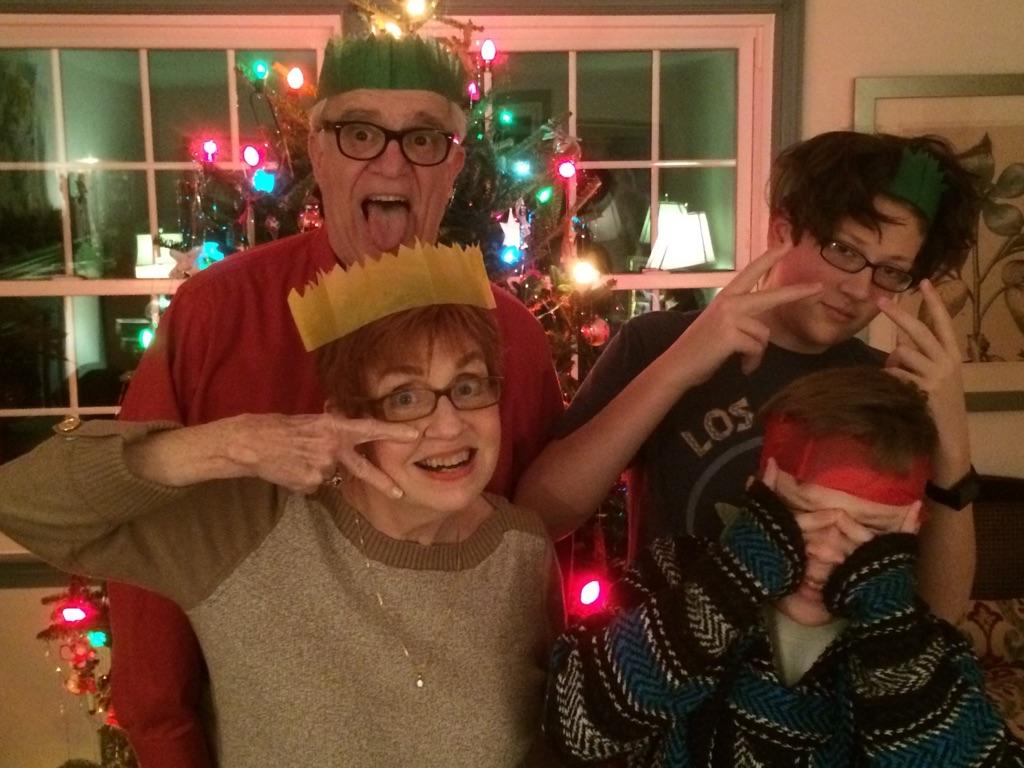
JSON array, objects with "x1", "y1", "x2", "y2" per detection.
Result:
[{"x1": 572, "y1": 259, "x2": 601, "y2": 287}]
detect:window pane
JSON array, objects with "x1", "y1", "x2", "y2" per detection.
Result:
[
  {"x1": 156, "y1": 168, "x2": 249, "y2": 258},
  {"x1": 493, "y1": 52, "x2": 568, "y2": 143},
  {"x1": 236, "y1": 49, "x2": 318, "y2": 151},
  {"x1": 156, "y1": 169, "x2": 194, "y2": 242},
  {"x1": 0, "y1": 49, "x2": 56, "y2": 163},
  {"x1": 75, "y1": 295, "x2": 156, "y2": 407},
  {"x1": 0, "y1": 416, "x2": 69, "y2": 464},
  {"x1": 149, "y1": 50, "x2": 230, "y2": 162},
  {"x1": 660, "y1": 50, "x2": 737, "y2": 160},
  {"x1": 0, "y1": 171, "x2": 64, "y2": 279},
  {"x1": 61, "y1": 50, "x2": 145, "y2": 162},
  {"x1": 578, "y1": 51, "x2": 651, "y2": 161},
  {"x1": 0, "y1": 297, "x2": 68, "y2": 409},
  {"x1": 580, "y1": 168, "x2": 650, "y2": 273},
  {"x1": 659, "y1": 167, "x2": 736, "y2": 271},
  {"x1": 69, "y1": 171, "x2": 149, "y2": 278}
]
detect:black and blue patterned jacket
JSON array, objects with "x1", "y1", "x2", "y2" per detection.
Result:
[{"x1": 545, "y1": 482, "x2": 1024, "y2": 767}]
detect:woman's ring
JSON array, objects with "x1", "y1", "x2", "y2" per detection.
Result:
[{"x1": 326, "y1": 471, "x2": 344, "y2": 487}]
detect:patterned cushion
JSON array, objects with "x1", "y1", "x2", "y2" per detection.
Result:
[{"x1": 959, "y1": 599, "x2": 1024, "y2": 739}]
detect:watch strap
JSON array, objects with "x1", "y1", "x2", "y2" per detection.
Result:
[{"x1": 925, "y1": 465, "x2": 980, "y2": 510}]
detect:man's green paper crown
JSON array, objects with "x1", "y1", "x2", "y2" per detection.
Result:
[
  {"x1": 886, "y1": 148, "x2": 948, "y2": 224},
  {"x1": 317, "y1": 34, "x2": 466, "y2": 104}
]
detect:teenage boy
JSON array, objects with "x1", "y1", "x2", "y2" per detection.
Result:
[
  {"x1": 518, "y1": 132, "x2": 981, "y2": 624},
  {"x1": 544, "y1": 366, "x2": 1023, "y2": 767}
]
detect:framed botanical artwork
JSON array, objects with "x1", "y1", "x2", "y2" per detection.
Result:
[{"x1": 855, "y1": 74, "x2": 1024, "y2": 412}]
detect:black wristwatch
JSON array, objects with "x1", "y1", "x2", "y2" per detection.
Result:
[{"x1": 925, "y1": 465, "x2": 980, "y2": 510}]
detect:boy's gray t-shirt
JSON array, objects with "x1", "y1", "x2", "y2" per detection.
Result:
[{"x1": 556, "y1": 309, "x2": 884, "y2": 543}]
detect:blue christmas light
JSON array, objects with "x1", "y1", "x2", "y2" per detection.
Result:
[
  {"x1": 252, "y1": 169, "x2": 276, "y2": 193},
  {"x1": 500, "y1": 245, "x2": 523, "y2": 265},
  {"x1": 512, "y1": 160, "x2": 531, "y2": 179},
  {"x1": 86, "y1": 630, "x2": 109, "y2": 648},
  {"x1": 197, "y1": 241, "x2": 225, "y2": 271}
]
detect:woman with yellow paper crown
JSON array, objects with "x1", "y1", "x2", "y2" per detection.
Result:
[{"x1": 0, "y1": 242, "x2": 563, "y2": 768}]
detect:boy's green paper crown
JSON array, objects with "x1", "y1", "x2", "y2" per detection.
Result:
[
  {"x1": 317, "y1": 34, "x2": 466, "y2": 104},
  {"x1": 287, "y1": 241, "x2": 496, "y2": 351},
  {"x1": 886, "y1": 148, "x2": 948, "y2": 224}
]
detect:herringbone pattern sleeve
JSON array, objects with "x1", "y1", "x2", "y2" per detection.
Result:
[{"x1": 543, "y1": 483, "x2": 804, "y2": 765}]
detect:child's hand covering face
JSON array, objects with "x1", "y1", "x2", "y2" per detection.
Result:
[
  {"x1": 769, "y1": 461, "x2": 922, "y2": 535},
  {"x1": 762, "y1": 459, "x2": 922, "y2": 626}
]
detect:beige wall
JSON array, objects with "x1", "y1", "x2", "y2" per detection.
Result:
[
  {"x1": 802, "y1": 0, "x2": 1024, "y2": 137},
  {"x1": 0, "y1": 586, "x2": 105, "y2": 766},
  {"x1": 803, "y1": 0, "x2": 1024, "y2": 478}
]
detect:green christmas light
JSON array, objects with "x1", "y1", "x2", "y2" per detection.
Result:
[
  {"x1": 498, "y1": 109, "x2": 515, "y2": 126},
  {"x1": 86, "y1": 630, "x2": 108, "y2": 648},
  {"x1": 535, "y1": 186, "x2": 554, "y2": 204},
  {"x1": 138, "y1": 327, "x2": 154, "y2": 350},
  {"x1": 252, "y1": 60, "x2": 270, "y2": 80}
]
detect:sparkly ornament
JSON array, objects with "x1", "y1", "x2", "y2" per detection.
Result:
[
  {"x1": 264, "y1": 214, "x2": 281, "y2": 240},
  {"x1": 499, "y1": 208, "x2": 521, "y2": 247},
  {"x1": 581, "y1": 316, "x2": 611, "y2": 347},
  {"x1": 298, "y1": 198, "x2": 324, "y2": 232}
]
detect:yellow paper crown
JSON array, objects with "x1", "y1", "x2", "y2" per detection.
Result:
[{"x1": 288, "y1": 241, "x2": 496, "y2": 351}]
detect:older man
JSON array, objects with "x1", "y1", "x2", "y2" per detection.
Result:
[{"x1": 111, "y1": 35, "x2": 562, "y2": 768}]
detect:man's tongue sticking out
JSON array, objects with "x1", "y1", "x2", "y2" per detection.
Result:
[{"x1": 365, "y1": 198, "x2": 412, "y2": 253}]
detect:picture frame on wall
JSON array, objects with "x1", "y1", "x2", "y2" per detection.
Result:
[{"x1": 854, "y1": 74, "x2": 1024, "y2": 413}]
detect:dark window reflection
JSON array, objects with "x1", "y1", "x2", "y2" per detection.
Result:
[
  {"x1": 0, "y1": 297, "x2": 68, "y2": 410},
  {"x1": 61, "y1": 50, "x2": 145, "y2": 162},
  {"x1": 0, "y1": 171, "x2": 63, "y2": 279},
  {"x1": 0, "y1": 416, "x2": 68, "y2": 465},
  {"x1": 578, "y1": 52, "x2": 651, "y2": 161},
  {"x1": 0, "y1": 49, "x2": 56, "y2": 163},
  {"x1": 579, "y1": 168, "x2": 651, "y2": 273},
  {"x1": 69, "y1": 171, "x2": 148, "y2": 278},
  {"x1": 75, "y1": 295, "x2": 155, "y2": 407},
  {"x1": 150, "y1": 50, "x2": 229, "y2": 162},
  {"x1": 660, "y1": 50, "x2": 737, "y2": 160},
  {"x1": 492, "y1": 52, "x2": 569, "y2": 144}
]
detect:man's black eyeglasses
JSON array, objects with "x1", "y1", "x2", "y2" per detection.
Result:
[
  {"x1": 319, "y1": 120, "x2": 457, "y2": 167},
  {"x1": 819, "y1": 240, "x2": 916, "y2": 292}
]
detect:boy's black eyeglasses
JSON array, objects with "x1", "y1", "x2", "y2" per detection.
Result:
[
  {"x1": 819, "y1": 241, "x2": 916, "y2": 292},
  {"x1": 360, "y1": 376, "x2": 502, "y2": 423},
  {"x1": 319, "y1": 120, "x2": 457, "y2": 167}
]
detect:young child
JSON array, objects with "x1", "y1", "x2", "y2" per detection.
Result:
[
  {"x1": 518, "y1": 131, "x2": 982, "y2": 624},
  {"x1": 545, "y1": 366, "x2": 1023, "y2": 767},
  {"x1": 0, "y1": 243, "x2": 562, "y2": 768}
]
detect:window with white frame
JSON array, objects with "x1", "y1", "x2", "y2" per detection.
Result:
[
  {"x1": 0, "y1": 12, "x2": 774, "y2": 463},
  {"x1": 0, "y1": 15, "x2": 339, "y2": 461},
  {"x1": 428, "y1": 15, "x2": 775, "y2": 295}
]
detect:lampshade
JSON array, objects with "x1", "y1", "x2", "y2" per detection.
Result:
[{"x1": 641, "y1": 202, "x2": 715, "y2": 270}]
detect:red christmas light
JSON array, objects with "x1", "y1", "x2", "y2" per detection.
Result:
[
  {"x1": 61, "y1": 605, "x2": 88, "y2": 624},
  {"x1": 202, "y1": 139, "x2": 218, "y2": 163},
  {"x1": 570, "y1": 573, "x2": 609, "y2": 616},
  {"x1": 557, "y1": 159, "x2": 577, "y2": 179},
  {"x1": 241, "y1": 144, "x2": 263, "y2": 168}
]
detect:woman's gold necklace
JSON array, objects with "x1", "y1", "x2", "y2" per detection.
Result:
[{"x1": 351, "y1": 509, "x2": 463, "y2": 690}]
